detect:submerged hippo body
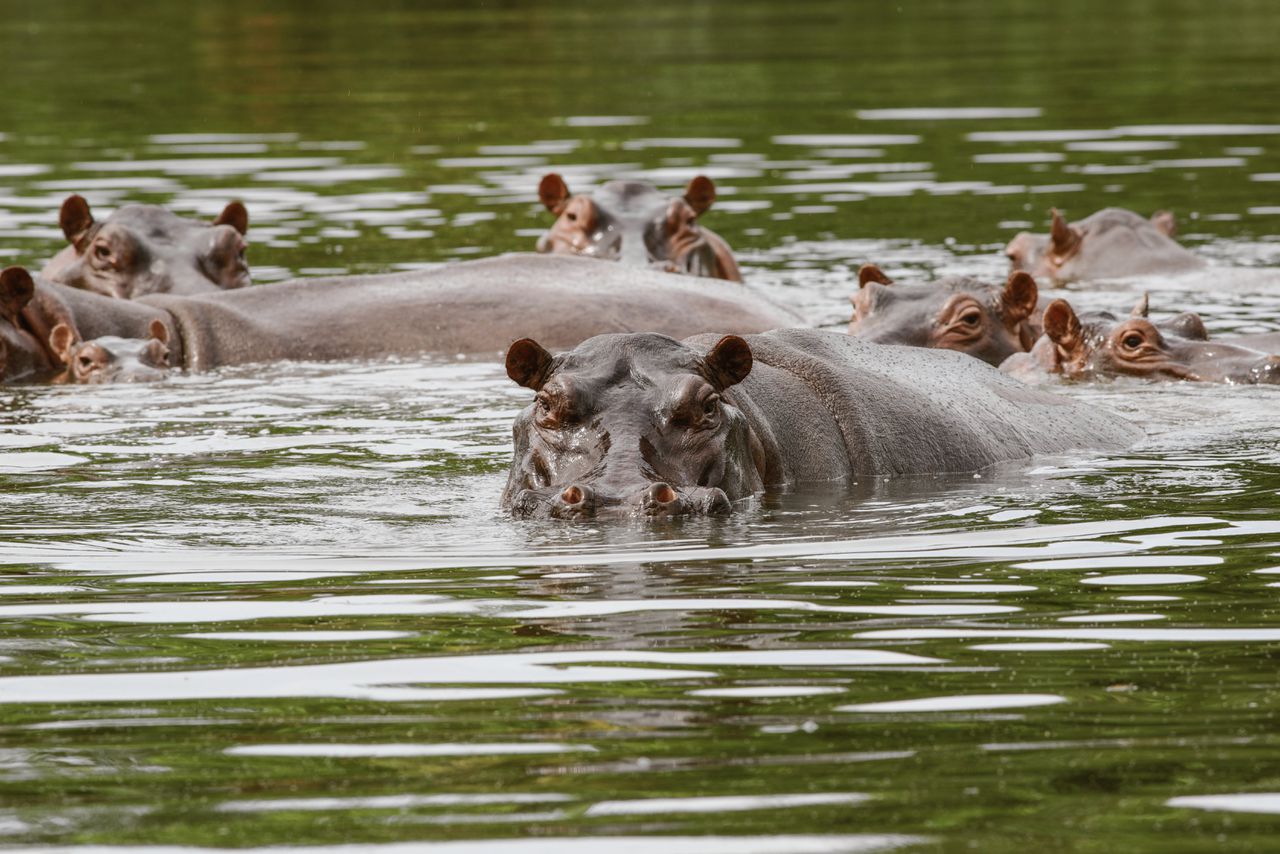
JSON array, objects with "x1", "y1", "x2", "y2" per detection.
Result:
[
  {"x1": 1006, "y1": 207, "x2": 1205, "y2": 283},
  {"x1": 1001, "y1": 296, "x2": 1280, "y2": 385},
  {"x1": 502, "y1": 328, "x2": 1140, "y2": 519},
  {"x1": 43, "y1": 195, "x2": 250, "y2": 299},
  {"x1": 848, "y1": 264, "x2": 1042, "y2": 365},
  {"x1": 3, "y1": 255, "x2": 799, "y2": 382},
  {"x1": 537, "y1": 174, "x2": 742, "y2": 282}
]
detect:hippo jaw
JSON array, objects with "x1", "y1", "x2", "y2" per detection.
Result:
[
  {"x1": 535, "y1": 174, "x2": 740, "y2": 282},
  {"x1": 51, "y1": 197, "x2": 251, "y2": 298},
  {"x1": 501, "y1": 333, "x2": 763, "y2": 521}
]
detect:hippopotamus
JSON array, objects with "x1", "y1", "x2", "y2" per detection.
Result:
[
  {"x1": 536, "y1": 174, "x2": 742, "y2": 282},
  {"x1": 1005, "y1": 207, "x2": 1206, "y2": 283},
  {"x1": 1, "y1": 255, "x2": 800, "y2": 383},
  {"x1": 1000, "y1": 295, "x2": 1280, "y2": 384},
  {"x1": 41, "y1": 195, "x2": 250, "y2": 299},
  {"x1": 501, "y1": 328, "x2": 1140, "y2": 519},
  {"x1": 847, "y1": 264, "x2": 1042, "y2": 365},
  {"x1": 0, "y1": 266, "x2": 175, "y2": 384}
]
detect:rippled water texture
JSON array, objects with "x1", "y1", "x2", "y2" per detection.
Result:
[{"x1": 2, "y1": 2, "x2": 1280, "y2": 852}]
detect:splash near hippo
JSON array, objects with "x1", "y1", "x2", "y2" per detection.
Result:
[{"x1": 502, "y1": 328, "x2": 1140, "y2": 519}]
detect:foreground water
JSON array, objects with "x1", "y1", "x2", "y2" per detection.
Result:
[{"x1": 3, "y1": 2, "x2": 1280, "y2": 852}]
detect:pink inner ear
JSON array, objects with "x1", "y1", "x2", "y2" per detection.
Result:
[
  {"x1": 538, "y1": 174, "x2": 571, "y2": 214},
  {"x1": 148, "y1": 319, "x2": 170, "y2": 344},
  {"x1": 48, "y1": 322, "x2": 79, "y2": 364}
]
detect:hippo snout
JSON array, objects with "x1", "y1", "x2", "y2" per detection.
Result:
[{"x1": 509, "y1": 481, "x2": 732, "y2": 520}]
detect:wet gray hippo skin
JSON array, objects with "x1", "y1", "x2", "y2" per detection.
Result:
[
  {"x1": 5, "y1": 255, "x2": 796, "y2": 382},
  {"x1": 43, "y1": 194, "x2": 250, "y2": 299},
  {"x1": 502, "y1": 328, "x2": 1140, "y2": 520},
  {"x1": 848, "y1": 263, "x2": 1042, "y2": 366},
  {"x1": 537, "y1": 174, "x2": 743, "y2": 282},
  {"x1": 1006, "y1": 207, "x2": 1205, "y2": 283},
  {"x1": 1000, "y1": 295, "x2": 1280, "y2": 384}
]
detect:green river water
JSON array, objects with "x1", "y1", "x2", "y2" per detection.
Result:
[{"x1": 2, "y1": 2, "x2": 1280, "y2": 851}]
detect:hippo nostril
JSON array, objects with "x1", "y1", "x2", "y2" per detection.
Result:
[
  {"x1": 649, "y1": 483, "x2": 677, "y2": 504},
  {"x1": 561, "y1": 485, "x2": 585, "y2": 505}
]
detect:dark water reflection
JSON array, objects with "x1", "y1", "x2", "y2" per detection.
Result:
[{"x1": 2, "y1": 2, "x2": 1280, "y2": 852}]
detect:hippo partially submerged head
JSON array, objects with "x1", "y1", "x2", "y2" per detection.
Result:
[
  {"x1": 535, "y1": 174, "x2": 742, "y2": 282},
  {"x1": 44, "y1": 195, "x2": 251, "y2": 299},
  {"x1": 503, "y1": 333, "x2": 762, "y2": 519},
  {"x1": 848, "y1": 264, "x2": 1041, "y2": 365},
  {"x1": 1010, "y1": 295, "x2": 1280, "y2": 384},
  {"x1": 1005, "y1": 207, "x2": 1204, "y2": 283},
  {"x1": 48, "y1": 320, "x2": 171, "y2": 384}
]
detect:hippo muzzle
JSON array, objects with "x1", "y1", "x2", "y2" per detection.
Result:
[{"x1": 510, "y1": 481, "x2": 733, "y2": 520}]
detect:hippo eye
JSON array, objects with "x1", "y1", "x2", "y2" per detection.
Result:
[
  {"x1": 702, "y1": 394, "x2": 720, "y2": 418},
  {"x1": 1122, "y1": 333, "x2": 1144, "y2": 349},
  {"x1": 565, "y1": 212, "x2": 577, "y2": 222},
  {"x1": 94, "y1": 244, "x2": 111, "y2": 260},
  {"x1": 961, "y1": 310, "x2": 982, "y2": 326},
  {"x1": 77, "y1": 353, "x2": 95, "y2": 370}
]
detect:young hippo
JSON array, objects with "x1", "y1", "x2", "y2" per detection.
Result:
[
  {"x1": 48, "y1": 321, "x2": 171, "y2": 384},
  {"x1": 0, "y1": 266, "x2": 177, "y2": 384},
  {"x1": 501, "y1": 328, "x2": 1140, "y2": 520},
  {"x1": 1001, "y1": 296, "x2": 1280, "y2": 385},
  {"x1": 42, "y1": 195, "x2": 251, "y2": 299},
  {"x1": 536, "y1": 173, "x2": 742, "y2": 282},
  {"x1": 1005, "y1": 207, "x2": 1206, "y2": 283},
  {"x1": 847, "y1": 264, "x2": 1041, "y2": 366}
]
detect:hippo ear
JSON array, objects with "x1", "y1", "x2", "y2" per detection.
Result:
[
  {"x1": 1151, "y1": 210, "x2": 1177, "y2": 238},
  {"x1": 214, "y1": 201, "x2": 249, "y2": 236},
  {"x1": 1049, "y1": 209, "x2": 1082, "y2": 260},
  {"x1": 538, "y1": 173, "x2": 571, "y2": 215},
  {"x1": 1166, "y1": 311, "x2": 1208, "y2": 341},
  {"x1": 1043, "y1": 299, "x2": 1084, "y2": 356},
  {"x1": 683, "y1": 176, "x2": 716, "y2": 217},
  {"x1": 703, "y1": 334, "x2": 752, "y2": 389},
  {"x1": 1130, "y1": 292, "x2": 1150, "y2": 318},
  {"x1": 0, "y1": 266, "x2": 35, "y2": 323},
  {"x1": 48, "y1": 322, "x2": 80, "y2": 365},
  {"x1": 506, "y1": 338, "x2": 554, "y2": 390},
  {"x1": 1001, "y1": 272, "x2": 1039, "y2": 323},
  {"x1": 148, "y1": 318, "x2": 170, "y2": 345},
  {"x1": 857, "y1": 264, "x2": 894, "y2": 288},
  {"x1": 59, "y1": 195, "x2": 95, "y2": 252}
]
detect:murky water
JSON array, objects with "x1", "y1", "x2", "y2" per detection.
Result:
[{"x1": 3, "y1": 2, "x2": 1280, "y2": 851}]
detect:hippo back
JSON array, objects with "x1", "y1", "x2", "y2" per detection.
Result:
[
  {"x1": 142, "y1": 254, "x2": 800, "y2": 371},
  {"x1": 694, "y1": 328, "x2": 1139, "y2": 482}
]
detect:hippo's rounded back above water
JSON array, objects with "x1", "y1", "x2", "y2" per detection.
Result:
[
  {"x1": 502, "y1": 328, "x2": 1140, "y2": 520},
  {"x1": 42, "y1": 195, "x2": 251, "y2": 299},
  {"x1": 5, "y1": 254, "x2": 800, "y2": 383},
  {"x1": 1005, "y1": 207, "x2": 1205, "y2": 283},
  {"x1": 848, "y1": 264, "x2": 1042, "y2": 366},
  {"x1": 1002, "y1": 295, "x2": 1280, "y2": 385},
  {"x1": 536, "y1": 174, "x2": 742, "y2": 282}
]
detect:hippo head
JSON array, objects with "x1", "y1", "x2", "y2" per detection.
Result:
[
  {"x1": 46, "y1": 195, "x2": 251, "y2": 299},
  {"x1": 0, "y1": 267, "x2": 54, "y2": 383},
  {"x1": 848, "y1": 264, "x2": 1040, "y2": 365},
  {"x1": 502, "y1": 332, "x2": 765, "y2": 519},
  {"x1": 1036, "y1": 296, "x2": 1280, "y2": 384},
  {"x1": 1005, "y1": 207, "x2": 1202, "y2": 283},
  {"x1": 48, "y1": 319, "x2": 172, "y2": 384},
  {"x1": 535, "y1": 174, "x2": 742, "y2": 282}
]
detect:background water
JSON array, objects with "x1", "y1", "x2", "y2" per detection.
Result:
[{"x1": 2, "y1": 2, "x2": 1280, "y2": 852}]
